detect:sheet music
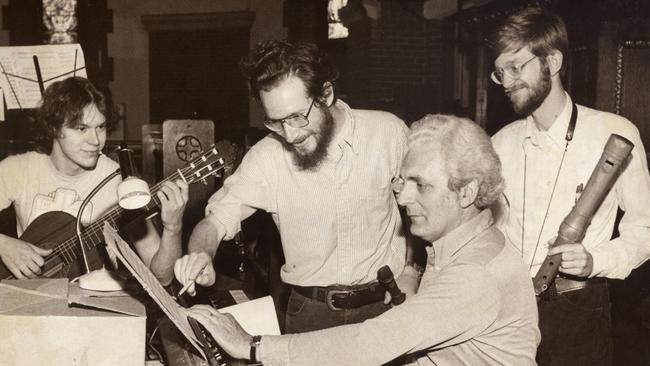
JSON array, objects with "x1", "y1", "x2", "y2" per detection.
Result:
[
  {"x1": 0, "y1": 43, "x2": 87, "y2": 110},
  {"x1": 101, "y1": 222, "x2": 207, "y2": 360}
]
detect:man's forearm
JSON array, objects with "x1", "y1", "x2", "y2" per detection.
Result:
[
  {"x1": 188, "y1": 218, "x2": 225, "y2": 259},
  {"x1": 150, "y1": 226, "x2": 183, "y2": 286}
]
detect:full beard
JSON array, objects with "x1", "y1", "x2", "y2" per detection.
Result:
[
  {"x1": 510, "y1": 62, "x2": 552, "y2": 116},
  {"x1": 285, "y1": 108, "x2": 335, "y2": 171}
]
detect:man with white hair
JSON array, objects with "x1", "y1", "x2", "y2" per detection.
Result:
[{"x1": 185, "y1": 114, "x2": 540, "y2": 366}]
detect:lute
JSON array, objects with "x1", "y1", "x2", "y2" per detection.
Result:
[{"x1": 0, "y1": 146, "x2": 231, "y2": 280}]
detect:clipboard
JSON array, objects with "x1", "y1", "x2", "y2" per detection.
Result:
[{"x1": 0, "y1": 43, "x2": 87, "y2": 110}]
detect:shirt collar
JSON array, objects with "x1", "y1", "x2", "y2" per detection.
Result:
[
  {"x1": 431, "y1": 209, "x2": 494, "y2": 269},
  {"x1": 523, "y1": 92, "x2": 573, "y2": 148},
  {"x1": 333, "y1": 100, "x2": 359, "y2": 155},
  {"x1": 545, "y1": 93, "x2": 573, "y2": 146}
]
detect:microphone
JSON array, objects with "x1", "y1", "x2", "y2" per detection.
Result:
[
  {"x1": 377, "y1": 265, "x2": 405, "y2": 305},
  {"x1": 117, "y1": 145, "x2": 151, "y2": 209}
]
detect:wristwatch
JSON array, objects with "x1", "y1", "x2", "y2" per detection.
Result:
[{"x1": 250, "y1": 335, "x2": 262, "y2": 363}]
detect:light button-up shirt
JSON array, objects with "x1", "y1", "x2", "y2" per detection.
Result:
[
  {"x1": 204, "y1": 100, "x2": 409, "y2": 286},
  {"x1": 259, "y1": 210, "x2": 540, "y2": 366},
  {"x1": 492, "y1": 94, "x2": 650, "y2": 278}
]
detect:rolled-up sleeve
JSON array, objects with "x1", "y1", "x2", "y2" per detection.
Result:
[{"x1": 204, "y1": 143, "x2": 275, "y2": 241}]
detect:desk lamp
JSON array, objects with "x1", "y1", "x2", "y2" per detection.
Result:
[{"x1": 75, "y1": 146, "x2": 151, "y2": 291}]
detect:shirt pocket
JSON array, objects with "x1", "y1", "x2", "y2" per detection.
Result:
[
  {"x1": 358, "y1": 183, "x2": 396, "y2": 238},
  {"x1": 360, "y1": 182, "x2": 392, "y2": 210}
]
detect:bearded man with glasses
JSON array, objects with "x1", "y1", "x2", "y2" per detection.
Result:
[
  {"x1": 489, "y1": 7, "x2": 650, "y2": 366},
  {"x1": 174, "y1": 40, "x2": 418, "y2": 333}
]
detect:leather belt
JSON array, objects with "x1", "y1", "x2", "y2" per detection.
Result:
[
  {"x1": 292, "y1": 283, "x2": 386, "y2": 311},
  {"x1": 548, "y1": 276, "x2": 606, "y2": 297}
]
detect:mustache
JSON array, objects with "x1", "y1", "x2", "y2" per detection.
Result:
[{"x1": 506, "y1": 83, "x2": 527, "y2": 95}]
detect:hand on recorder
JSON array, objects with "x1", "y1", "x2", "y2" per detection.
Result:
[
  {"x1": 547, "y1": 237, "x2": 594, "y2": 277},
  {"x1": 173, "y1": 252, "x2": 216, "y2": 296},
  {"x1": 185, "y1": 304, "x2": 252, "y2": 360},
  {"x1": 0, "y1": 235, "x2": 52, "y2": 279}
]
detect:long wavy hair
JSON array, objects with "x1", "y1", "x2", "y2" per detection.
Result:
[{"x1": 32, "y1": 77, "x2": 111, "y2": 154}]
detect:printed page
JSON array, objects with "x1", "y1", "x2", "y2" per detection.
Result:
[
  {"x1": 101, "y1": 222, "x2": 206, "y2": 359},
  {"x1": 219, "y1": 296, "x2": 280, "y2": 336},
  {"x1": 0, "y1": 43, "x2": 87, "y2": 110}
]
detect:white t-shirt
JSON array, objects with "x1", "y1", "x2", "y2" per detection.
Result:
[{"x1": 0, "y1": 151, "x2": 120, "y2": 236}]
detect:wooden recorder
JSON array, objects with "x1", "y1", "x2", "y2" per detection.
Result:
[{"x1": 532, "y1": 134, "x2": 634, "y2": 297}]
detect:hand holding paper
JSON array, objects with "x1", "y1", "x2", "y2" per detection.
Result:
[
  {"x1": 102, "y1": 222, "x2": 279, "y2": 363},
  {"x1": 186, "y1": 305, "x2": 253, "y2": 360}
]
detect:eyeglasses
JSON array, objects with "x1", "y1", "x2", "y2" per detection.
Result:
[
  {"x1": 391, "y1": 176, "x2": 434, "y2": 195},
  {"x1": 391, "y1": 176, "x2": 405, "y2": 194},
  {"x1": 490, "y1": 55, "x2": 538, "y2": 85},
  {"x1": 263, "y1": 98, "x2": 315, "y2": 132}
]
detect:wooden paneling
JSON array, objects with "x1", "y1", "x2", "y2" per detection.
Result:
[{"x1": 616, "y1": 42, "x2": 650, "y2": 150}]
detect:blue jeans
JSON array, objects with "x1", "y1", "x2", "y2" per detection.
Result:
[
  {"x1": 536, "y1": 281, "x2": 612, "y2": 366},
  {"x1": 284, "y1": 288, "x2": 391, "y2": 333}
]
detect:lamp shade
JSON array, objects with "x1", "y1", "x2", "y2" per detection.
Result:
[{"x1": 117, "y1": 176, "x2": 151, "y2": 209}]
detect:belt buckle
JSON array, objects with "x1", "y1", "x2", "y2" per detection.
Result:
[
  {"x1": 555, "y1": 277, "x2": 588, "y2": 294},
  {"x1": 326, "y1": 290, "x2": 348, "y2": 311}
]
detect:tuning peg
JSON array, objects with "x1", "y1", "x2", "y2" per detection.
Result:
[{"x1": 201, "y1": 178, "x2": 208, "y2": 185}]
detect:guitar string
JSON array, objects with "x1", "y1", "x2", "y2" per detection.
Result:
[
  {"x1": 47, "y1": 161, "x2": 197, "y2": 262},
  {"x1": 44, "y1": 161, "x2": 198, "y2": 265},
  {"x1": 40, "y1": 150, "x2": 224, "y2": 270},
  {"x1": 2, "y1": 149, "x2": 224, "y2": 278},
  {"x1": 48, "y1": 150, "x2": 232, "y2": 265},
  {"x1": 43, "y1": 169, "x2": 182, "y2": 267}
]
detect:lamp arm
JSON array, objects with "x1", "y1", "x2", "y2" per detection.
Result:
[{"x1": 75, "y1": 168, "x2": 120, "y2": 273}]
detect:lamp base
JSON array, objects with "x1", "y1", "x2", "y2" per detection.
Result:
[{"x1": 77, "y1": 267, "x2": 125, "y2": 291}]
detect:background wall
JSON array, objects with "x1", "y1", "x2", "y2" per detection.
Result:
[
  {"x1": 107, "y1": 0, "x2": 286, "y2": 141},
  {"x1": 288, "y1": 0, "x2": 448, "y2": 125},
  {"x1": 0, "y1": 0, "x2": 7, "y2": 45}
]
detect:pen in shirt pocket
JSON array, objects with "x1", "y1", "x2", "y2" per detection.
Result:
[{"x1": 575, "y1": 183, "x2": 584, "y2": 204}]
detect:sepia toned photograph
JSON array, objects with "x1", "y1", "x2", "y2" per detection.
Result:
[{"x1": 0, "y1": 1, "x2": 648, "y2": 365}]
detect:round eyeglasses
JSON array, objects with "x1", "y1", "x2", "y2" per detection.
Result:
[
  {"x1": 490, "y1": 55, "x2": 538, "y2": 85},
  {"x1": 263, "y1": 98, "x2": 315, "y2": 132}
]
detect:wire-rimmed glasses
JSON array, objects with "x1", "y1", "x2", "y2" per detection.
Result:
[
  {"x1": 263, "y1": 98, "x2": 315, "y2": 132},
  {"x1": 490, "y1": 55, "x2": 538, "y2": 85}
]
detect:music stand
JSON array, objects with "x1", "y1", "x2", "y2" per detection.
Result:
[{"x1": 0, "y1": 43, "x2": 87, "y2": 112}]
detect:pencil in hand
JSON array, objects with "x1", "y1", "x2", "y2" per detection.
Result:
[{"x1": 177, "y1": 264, "x2": 208, "y2": 297}]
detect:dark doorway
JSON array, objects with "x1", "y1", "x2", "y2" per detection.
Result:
[{"x1": 149, "y1": 28, "x2": 250, "y2": 128}]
